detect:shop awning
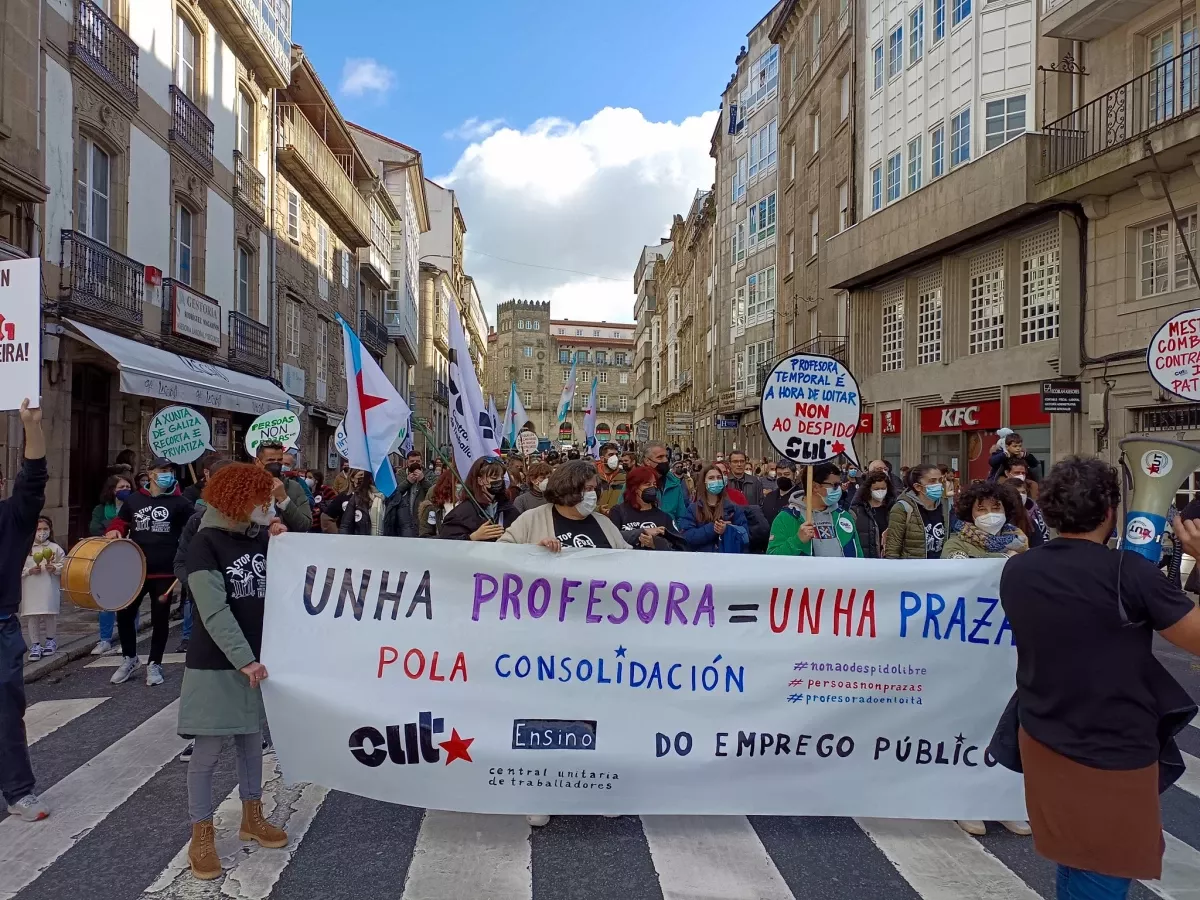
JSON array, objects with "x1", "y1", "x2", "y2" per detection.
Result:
[{"x1": 66, "y1": 319, "x2": 303, "y2": 417}]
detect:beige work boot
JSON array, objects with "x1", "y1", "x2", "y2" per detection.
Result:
[
  {"x1": 188, "y1": 821, "x2": 221, "y2": 880},
  {"x1": 239, "y1": 799, "x2": 288, "y2": 849}
]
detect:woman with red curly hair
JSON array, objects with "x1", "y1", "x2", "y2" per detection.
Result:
[{"x1": 180, "y1": 463, "x2": 287, "y2": 881}]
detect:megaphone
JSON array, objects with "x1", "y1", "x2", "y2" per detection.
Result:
[{"x1": 1118, "y1": 436, "x2": 1200, "y2": 562}]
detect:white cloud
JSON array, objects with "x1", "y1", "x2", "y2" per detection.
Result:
[
  {"x1": 443, "y1": 117, "x2": 507, "y2": 141},
  {"x1": 339, "y1": 58, "x2": 395, "y2": 99},
  {"x1": 439, "y1": 107, "x2": 718, "y2": 324}
]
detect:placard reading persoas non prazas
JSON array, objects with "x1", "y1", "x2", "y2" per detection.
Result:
[{"x1": 246, "y1": 409, "x2": 302, "y2": 456}]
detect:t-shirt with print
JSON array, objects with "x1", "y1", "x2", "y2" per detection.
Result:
[
  {"x1": 324, "y1": 493, "x2": 351, "y2": 524},
  {"x1": 183, "y1": 525, "x2": 269, "y2": 670},
  {"x1": 552, "y1": 509, "x2": 616, "y2": 549},
  {"x1": 809, "y1": 508, "x2": 844, "y2": 557},
  {"x1": 116, "y1": 489, "x2": 194, "y2": 577},
  {"x1": 918, "y1": 503, "x2": 946, "y2": 558}
]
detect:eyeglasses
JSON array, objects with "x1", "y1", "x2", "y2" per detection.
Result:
[{"x1": 820, "y1": 481, "x2": 841, "y2": 488}]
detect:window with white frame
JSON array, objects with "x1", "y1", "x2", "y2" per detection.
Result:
[
  {"x1": 317, "y1": 222, "x2": 329, "y2": 279},
  {"x1": 287, "y1": 189, "x2": 299, "y2": 242},
  {"x1": 810, "y1": 112, "x2": 820, "y2": 155},
  {"x1": 908, "y1": 137, "x2": 923, "y2": 192},
  {"x1": 811, "y1": 9, "x2": 822, "y2": 72},
  {"x1": 733, "y1": 154, "x2": 747, "y2": 202},
  {"x1": 838, "y1": 181, "x2": 850, "y2": 230},
  {"x1": 599, "y1": 394, "x2": 609, "y2": 410},
  {"x1": 969, "y1": 249, "x2": 1005, "y2": 353},
  {"x1": 910, "y1": 6, "x2": 924, "y2": 64},
  {"x1": 523, "y1": 345, "x2": 533, "y2": 357},
  {"x1": 175, "y1": 205, "x2": 193, "y2": 285},
  {"x1": 175, "y1": 15, "x2": 197, "y2": 98},
  {"x1": 576, "y1": 328, "x2": 583, "y2": 336},
  {"x1": 917, "y1": 272, "x2": 942, "y2": 365},
  {"x1": 746, "y1": 339, "x2": 774, "y2": 394},
  {"x1": 619, "y1": 396, "x2": 628, "y2": 411},
  {"x1": 810, "y1": 210, "x2": 819, "y2": 257},
  {"x1": 524, "y1": 391, "x2": 533, "y2": 406},
  {"x1": 733, "y1": 351, "x2": 746, "y2": 396},
  {"x1": 620, "y1": 372, "x2": 629, "y2": 384},
  {"x1": 523, "y1": 366, "x2": 533, "y2": 380},
  {"x1": 985, "y1": 96, "x2": 1026, "y2": 151},
  {"x1": 749, "y1": 193, "x2": 777, "y2": 248},
  {"x1": 787, "y1": 231, "x2": 795, "y2": 273},
  {"x1": 789, "y1": 143, "x2": 796, "y2": 180},
  {"x1": 731, "y1": 285, "x2": 747, "y2": 338},
  {"x1": 873, "y1": 44, "x2": 884, "y2": 91},
  {"x1": 836, "y1": 290, "x2": 849, "y2": 335},
  {"x1": 599, "y1": 371, "x2": 608, "y2": 384},
  {"x1": 286, "y1": 299, "x2": 300, "y2": 356},
  {"x1": 732, "y1": 220, "x2": 746, "y2": 264},
  {"x1": 934, "y1": 0, "x2": 945, "y2": 40},
  {"x1": 594, "y1": 329, "x2": 601, "y2": 337},
  {"x1": 236, "y1": 245, "x2": 251, "y2": 315},
  {"x1": 749, "y1": 119, "x2": 778, "y2": 177},
  {"x1": 888, "y1": 26, "x2": 903, "y2": 78},
  {"x1": 562, "y1": 369, "x2": 571, "y2": 383},
  {"x1": 316, "y1": 318, "x2": 327, "y2": 386},
  {"x1": 1139, "y1": 210, "x2": 1198, "y2": 296},
  {"x1": 840, "y1": 72, "x2": 850, "y2": 120},
  {"x1": 341, "y1": 248, "x2": 350, "y2": 288},
  {"x1": 881, "y1": 287, "x2": 905, "y2": 372},
  {"x1": 951, "y1": 107, "x2": 971, "y2": 167},
  {"x1": 952, "y1": 0, "x2": 970, "y2": 26},
  {"x1": 931, "y1": 125, "x2": 945, "y2": 178},
  {"x1": 1021, "y1": 230, "x2": 1061, "y2": 343},
  {"x1": 746, "y1": 265, "x2": 776, "y2": 326},
  {"x1": 76, "y1": 139, "x2": 110, "y2": 245},
  {"x1": 237, "y1": 90, "x2": 254, "y2": 157},
  {"x1": 871, "y1": 165, "x2": 882, "y2": 211},
  {"x1": 743, "y1": 45, "x2": 780, "y2": 113},
  {"x1": 517, "y1": 319, "x2": 525, "y2": 330},
  {"x1": 580, "y1": 369, "x2": 590, "y2": 382},
  {"x1": 886, "y1": 152, "x2": 901, "y2": 202},
  {"x1": 1148, "y1": 18, "x2": 1197, "y2": 124}
]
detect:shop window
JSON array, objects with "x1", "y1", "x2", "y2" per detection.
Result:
[
  {"x1": 1020, "y1": 230, "x2": 1060, "y2": 344},
  {"x1": 968, "y1": 249, "x2": 1004, "y2": 354}
]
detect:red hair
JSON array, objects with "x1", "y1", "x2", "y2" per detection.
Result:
[
  {"x1": 624, "y1": 465, "x2": 658, "y2": 503},
  {"x1": 428, "y1": 466, "x2": 458, "y2": 507},
  {"x1": 203, "y1": 463, "x2": 274, "y2": 521}
]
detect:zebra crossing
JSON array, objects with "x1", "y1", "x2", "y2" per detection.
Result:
[{"x1": 4, "y1": 676, "x2": 1200, "y2": 900}]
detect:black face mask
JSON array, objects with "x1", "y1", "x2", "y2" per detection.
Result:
[
  {"x1": 488, "y1": 479, "x2": 506, "y2": 497},
  {"x1": 640, "y1": 487, "x2": 659, "y2": 506},
  {"x1": 654, "y1": 460, "x2": 669, "y2": 478},
  {"x1": 777, "y1": 476, "x2": 794, "y2": 493},
  {"x1": 264, "y1": 462, "x2": 283, "y2": 477}
]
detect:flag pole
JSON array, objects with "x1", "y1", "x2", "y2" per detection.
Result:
[{"x1": 411, "y1": 418, "x2": 496, "y2": 525}]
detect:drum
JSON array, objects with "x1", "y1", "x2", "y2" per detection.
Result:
[{"x1": 62, "y1": 537, "x2": 146, "y2": 612}]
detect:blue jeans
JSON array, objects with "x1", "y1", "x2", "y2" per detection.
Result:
[
  {"x1": 1057, "y1": 865, "x2": 1132, "y2": 900},
  {"x1": 181, "y1": 596, "x2": 192, "y2": 640},
  {"x1": 0, "y1": 616, "x2": 36, "y2": 805},
  {"x1": 98, "y1": 610, "x2": 115, "y2": 643}
]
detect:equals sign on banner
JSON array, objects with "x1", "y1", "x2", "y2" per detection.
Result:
[{"x1": 728, "y1": 603, "x2": 759, "y2": 624}]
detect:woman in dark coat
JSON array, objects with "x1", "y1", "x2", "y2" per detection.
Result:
[
  {"x1": 438, "y1": 457, "x2": 519, "y2": 541},
  {"x1": 849, "y1": 469, "x2": 894, "y2": 558}
]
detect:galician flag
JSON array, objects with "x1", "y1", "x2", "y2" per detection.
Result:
[
  {"x1": 338, "y1": 315, "x2": 411, "y2": 497},
  {"x1": 583, "y1": 375, "x2": 599, "y2": 459},
  {"x1": 487, "y1": 395, "x2": 500, "y2": 442},
  {"x1": 557, "y1": 353, "x2": 577, "y2": 423},
  {"x1": 447, "y1": 297, "x2": 498, "y2": 478},
  {"x1": 504, "y1": 382, "x2": 529, "y2": 445}
]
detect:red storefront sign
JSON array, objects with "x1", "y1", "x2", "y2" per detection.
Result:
[
  {"x1": 919, "y1": 400, "x2": 1002, "y2": 433},
  {"x1": 858, "y1": 412, "x2": 874, "y2": 433},
  {"x1": 881, "y1": 409, "x2": 901, "y2": 434},
  {"x1": 1008, "y1": 392, "x2": 1052, "y2": 427}
]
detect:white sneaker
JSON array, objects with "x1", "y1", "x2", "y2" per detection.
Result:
[
  {"x1": 110, "y1": 656, "x2": 141, "y2": 685},
  {"x1": 6, "y1": 793, "x2": 49, "y2": 822},
  {"x1": 90, "y1": 640, "x2": 112, "y2": 656},
  {"x1": 145, "y1": 662, "x2": 164, "y2": 687},
  {"x1": 525, "y1": 814, "x2": 551, "y2": 827},
  {"x1": 957, "y1": 820, "x2": 987, "y2": 836},
  {"x1": 1001, "y1": 820, "x2": 1032, "y2": 836}
]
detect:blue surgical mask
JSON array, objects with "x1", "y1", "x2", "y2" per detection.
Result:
[
  {"x1": 115, "y1": 489, "x2": 132, "y2": 503},
  {"x1": 824, "y1": 486, "x2": 843, "y2": 506},
  {"x1": 155, "y1": 473, "x2": 176, "y2": 490},
  {"x1": 706, "y1": 479, "x2": 725, "y2": 495},
  {"x1": 924, "y1": 483, "x2": 944, "y2": 503},
  {"x1": 847, "y1": 469, "x2": 859, "y2": 479}
]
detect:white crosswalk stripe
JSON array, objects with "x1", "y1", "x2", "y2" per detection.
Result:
[
  {"x1": 400, "y1": 811, "x2": 532, "y2": 900},
  {"x1": 1153, "y1": 833, "x2": 1200, "y2": 900},
  {"x1": 641, "y1": 815, "x2": 794, "y2": 900},
  {"x1": 24, "y1": 698, "x2": 107, "y2": 745},
  {"x1": 1179, "y1": 752, "x2": 1200, "y2": 801}
]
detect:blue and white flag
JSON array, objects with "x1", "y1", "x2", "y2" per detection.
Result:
[
  {"x1": 557, "y1": 353, "x2": 577, "y2": 423},
  {"x1": 583, "y1": 376, "x2": 599, "y2": 459},
  {"x1": 504, "y1": 382, "x2": 529, "y2": 445},
  {"x1": 487, "y1": 395, "x2": 500, "y2": 442},
  {"x1": 338, "y1": 316, "x2": 411, "y2": 497},
  {"x1": 447, "y1": 299, "x2": 498, "y2": 478}
]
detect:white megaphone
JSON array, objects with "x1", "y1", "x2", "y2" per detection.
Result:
[{"x1": 1118, "y1": 436, "x2": 1200, "y2": 563}]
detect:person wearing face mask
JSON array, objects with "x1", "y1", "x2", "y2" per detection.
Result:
[
  {"x1": 941, "y1": 481, "x2": 1029, "y2": 561},
  {"x1": 767, "y1": 462, "x2": 863, "y2": 557},
  {"x1": 988, "y1": 430, "x2": 1041, "y2": 483},
  {"x1": 253, "y1": 442, "x2": 311, "y2": 534},
  {"x1": 608, "y1": 465, "x2": 684, "y2": 550},
  {"x1": 1002, "y1": 458, "x2": 1050, "y2": 547},
  {"x1": 885, "y1": 464, "x2": 949, "y2": 560},
  {"x1": 20, "y1": 516, "x2": 64, "y2": 661},
  {"x1": 761, "y1": 459, "x2": 798, "y2": 525},
  {"x1": 105, "y1": 456, "x2": 196, "y2": 687},
  {"x1": 598, "y1": 448, "x2": 627, "y2": 514},
  {"x1": 89, "y1": 473, "x2": 134, "y2": 654},
  {"x1": 850, "y1": 470, "x2": 895, "y2": 558},
  {"x1": 501, "y1": 459, "x2": 627, "y2": 553},
  {"x1": 642, "y1": 441, "x2": 688, "y2": 525},
  {"x1": 513, "y1": 461, "x2": 553, "y2": 515},
  {"x1": 381, "y1": 462, "x2": 425, "y2": 538},
  {"x1": 619, "y1": 452, "x2": 635, "y2": 474},
  {"x1": 339, "y1": 471, "x2": 385, "y2": 536},
  {"x1": 280, "y1": 449, "x2": 316, "y2": 508},
  {"x1": 440, "y1": 457, "x2": 518, "y2": 541},
  {"x1": 180, "y1": 463, "x2": 288, "y2": 880},
  {"x1": 679, "y1": 465, "x2": 750, "y2": 554},
  {"x1": 418, "y1": 467, "x2": 461, "y2": 536}
]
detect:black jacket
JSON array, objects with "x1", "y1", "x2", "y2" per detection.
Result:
[
  {"x1": 727, "y1": 473, "x2": 764, "y2": 507},
  {"x1": 381, "y1": 479, "x2": 423, "y2": 538},
  {"x1": 173, "y1": 500, "x2": 208, "y2": 588},
  {"x1": 850, "y1": 499, "x2": 886, "y2": 559},
  {"x1": 339, "y1": 495, "x2": 376, "y2": 535},
  {"x1": 0, "y1": 456, "x2": 47, "y2": 617},
  {"x1": 110, "y1": 486, "x2": 194, "y2": 578},
  {"x1": 608, "y1": 502, "x2": 684, "y2": 550},
  {"x1": 439, "y1": 495, "x2": 519, "y2": 540}
]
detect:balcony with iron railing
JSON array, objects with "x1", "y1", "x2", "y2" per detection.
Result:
[
  {"x1": 233, "y1": 150, "x2": 266, "y2": 223},
  {"x1": 358, "y1": 242, "x2": 389, "y2": 289},
  {"x1": 228, "y1": 310, "x2": 270, "y2": 376},
  {"x1": 203, "y1": 0, "x2": 291, "y2": 87},
  {"x1": 1043, "y1": 48, "x2": 1200, "y2": 182},
  {"x1": 358, "y1": 308, "x2": 389, "y2": 359},
  {"x1": 276, "y1": 104, "x2": 371, "y2": 248},
  {"x1": 58, "y1": 230, "x2": 144, "y2": 329},
  {"x1": 434, "y1": 379, "x2": 450, "y2": 405},
  {"x1": 385, "y1": 298, "x2": 419, "y2": 366},
  {"x1": 169, "y1": 86, "x2": 214, "y2": 173},
  {"x1": 70, "y1": 0, "x2": 138, "y2": 107},
  {"x1": 756, "y1": 334, "x2": 848, "y2": 391}
]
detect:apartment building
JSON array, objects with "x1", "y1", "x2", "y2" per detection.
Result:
[
  {"x1": 632, "y1": 240, "x2": 671, "y2": 439},
  {"x1": 463, "y1": 274, "x2": 490, "y2": 385},
  {"x1": 488, "y1": 303, "x2": 635, "y2": 446},
  {"x1": 42, "y1": 0, "x2": 296, "y2": 541}
]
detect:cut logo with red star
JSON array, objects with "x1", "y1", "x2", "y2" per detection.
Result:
[
  {"x1": 831, "y1": 440, "x2": 846, "y2": 455},
  {"x1": 439, "y1": 728, "x2": 475, "y2": 765}
]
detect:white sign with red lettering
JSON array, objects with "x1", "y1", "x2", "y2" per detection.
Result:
[
  {"x1": 760, "y1": 352, "x2": 862, "y2": 466},
  {"x1": 1148, "y1": 308, "x2": 1200, "y2": 401},
  {"x1": 0, "y1": 258, "x2": 41, "y2": 410}
]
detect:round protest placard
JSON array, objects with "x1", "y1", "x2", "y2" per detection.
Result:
[
  {"x1": 147, "y1": 405, "x2": 212, "y2": 464},
  {"x1": 516, "y1": 430, "x2": 539, "y2": 457},
  {"x1": 759, "y1": 352, "x2": 861, "y2": 466},
  {"x1": 1148, "y1": 308, "x2": 1200, "y2": 401},
  {"x1": 334, "y1": 419, "x2": 349, "y2": 460},
  {"x1": 245, "y1": 409, "x2": 301, "y2": 456}
]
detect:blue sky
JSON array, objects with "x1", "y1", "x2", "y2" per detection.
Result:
[{"x1": 292, "y1": 0, "x2": 772, "y2": 322}]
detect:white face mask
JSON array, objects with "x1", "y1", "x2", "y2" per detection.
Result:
[
  {"x1": 975, "y1": 512, "x2": 1006, "y2": 535},
  {"x1": 250, "y1": 502, "x2": 276, "y2": 526},
  {"x1": 575, "y1": 490, "x2": 598, "y2": 517},
  {"x1": 768, "y1": 470, "x2": 776, "y2": 479},
  {"x1": 537, "y1": 478, "x2": 549, "y2": 493},
  {"x1": 1009, "y1": 473, "x2": 1025, "y2": 482},
  {"x1": 871, "y1": 489, "x2": 888, "y2": 502},
  {"x1": 35, "y1": 530, "x2": 49, "y2": 543},
  {"x1": 606, "y1": 455, "x2": 619, "y2": 471},
  {"x1": 304, "y1": 477, "x2": 316, "y2": 491}
]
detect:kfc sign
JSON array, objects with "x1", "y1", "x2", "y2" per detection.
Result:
[
  {"x1": 920, "y1": 401, "x2": 1001, "y2": 433},
  {"x1": 881, "y1": 409, "x2": 901, "y2": 434},
  {"x1": 858, "y1": 412, "x2": 874, "y2": 433}
]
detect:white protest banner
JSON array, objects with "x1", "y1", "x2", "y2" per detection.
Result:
[
  {"x1": 147, "y1": 405, "x2": 212, "y2": 464},
  {"x1": 0, "y1": 257, "x2": 42, "y2": 410},
  {"x1": 335, "y1": 419, "x2": 349, "y2": 460},
  {"x1": 262, "y1": 537, "x2": 1026, "y2": 819},
  {"x1": 1148, "y1": 308, "x2": 1200, "y2": 400},
  {"x1": 761, "y1": 352, "x2": 861, "y2": 466},
  {"x1": 245, "y1": 408, "x2": 302, "y2": 456},
  {"x1": 517, "y1": 429, "x2": 539, "y2": 457}
]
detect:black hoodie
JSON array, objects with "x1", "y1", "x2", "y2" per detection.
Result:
[
  {"x1": 0, "y1": 457, "x2": 48, "y2": 618},
  {"x1": 108, "y1": 485, "x2": 194, "y2": 577}
]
